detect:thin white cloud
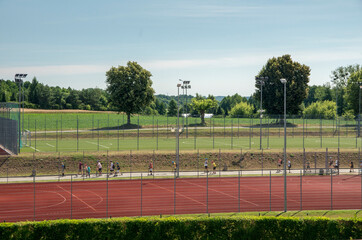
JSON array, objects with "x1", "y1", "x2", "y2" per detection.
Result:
[
  {"x1": 0, "y1": 50, "x2": 360, "y2": 79},
  {"x1": 0, "y1": 65, "x2": 108, "y2": 77}
]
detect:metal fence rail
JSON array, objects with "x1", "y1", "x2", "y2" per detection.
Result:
[{"x1": 0, "y1": 117, "x2": 18, "y2": 154}]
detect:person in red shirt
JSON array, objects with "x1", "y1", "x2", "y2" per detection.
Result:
[{"x1": 149, "y1": 161, "x2": 153, "y2": 176}]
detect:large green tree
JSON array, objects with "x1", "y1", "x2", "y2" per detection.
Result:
[
  {"x1": 346, "y1": 70, "x2": 362, "y2": 115},
  {"x1": 106, "y1": 61, "x2": 155, "y2": 124},
  {"x1": 331, "y1": 64, "x2": 361, "y2": 115},
  {"x1": 191, "y1": 94, "x2": 217, "y2": 125},
  {"x1": 255, "y1": 55, "x2": 310, "y2": 115}
]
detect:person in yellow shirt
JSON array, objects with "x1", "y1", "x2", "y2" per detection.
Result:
[{"x1": 212, "y1": 160, "x2": 217, "y2": 174}]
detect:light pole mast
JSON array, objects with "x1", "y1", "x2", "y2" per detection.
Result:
[
  {"x1": 179, "y1": 80, "x2": 191, "y2": 138},
  {"x1": 176, "y1": 83, "x2": 182, "y2": 178},
  {"x1": 14, "y1": 73, "x2": 27, "y2": 152},
  {"x1": 359, "y1": 84, "x2": 362, "y2": 137},
  {"x1": 256, "y1": 76, "x2": 268, "y2": 150},
  {"x1": 280, "y1": 78, "x2": 287, "y2": 212}
]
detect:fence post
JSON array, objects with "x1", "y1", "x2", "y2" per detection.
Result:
[
  {"x1": 140, "y1": 173, "x2": 143, "y2": 217},
  {"x1": 35, "y1": 120, "x2": 37, "y2": 152},
  {"x1": 97, "y1": 120, "x2": 100, "y2": 151},
  {"x1": 33, "y1": 174, "x2": 36, "y2": 221},
  {"x1": 331, "y1": 171, "x2": 333, "y2": 210},
  {"x1": 231, "y1": 118, "x2": 233, "y2": 150},
  {"x1": 92, "y1": 115, "x2": 94, "y2": 139},
  {"x1": 197, "y1": 149, "x2": 199, "y2": 178},
  {"x1": 261, "y1": 148, "x2": 264, "y2": 176},
  {"x1": 193, "y1": 118, "x2": 196, "y2": 150},
  {"x1": 77, "y1": 116, "x2": 79, "y2": 152},
  {"x1": 269, "y1": 170, "x2": 272, "y2": 211},
  {"x1": 106, "y1": 154, "x2": 109, "y2": 218},
  {"x1": 153, "y1": 150, "x2": 155, "y2": 180},
  {"x1": 156, "y1": 120, "x2": 159, "y2": 150},
  {"x1": 223, "y1": 116, "x2": 226, "y2": 138},
  {"x1": 137, "y1": 117, "x2": 139, "y2": 151},
  {"x1": 300, "y1": 169, "x2": 302, "y2": 211},
  {"x1": 249, "y1": 117, "x2": 251, "y2": 149},
  {"x1": 238, "y1": 170, "x2": 240, "y2": 212},
  {"x1": 218, "y1": 149, "x2": 221, "y2": 178},
  {"x1": 303, "y1": 117, "x2": 305, "y2": 149},
  {"x1": 212, "y1": 118, "x2": 215, "y2": 149},
  {"x1": 56, "y1": 120, "x2": 58, "y2": 152},
  {"x1": 320, "y1": 116, "x2": 322, "y2": 148},
  {"x1": 45, "y1": 115, "x2": 47, "y2": 140},
  {"x1": 238, "y1": 116, "x2": 240, "y2": 139},
  {"x1": 117, "y1": 119, "x2": 120, "y2": 151},
  {"x1": 129, "y1": 150, "x2": 132, "y2": 180},
  {"x1": 267, "y1": 117, "x2": 270, "y2": 149},
  {"x1": 71, "y1": 174, "x2": 73, "y2": 219},
  {"x1": 206, "y1": 169, "x2": 209, "y2": 213},
  {"x1": 174, "y1": 171, "x2": 176, "y2": 215}
]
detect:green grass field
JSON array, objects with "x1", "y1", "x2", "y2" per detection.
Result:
[
  {"x1": 23, "y1": 112, "x2": 357, "y2": 131},
  {"x1": 21, "y1": 135, "x2": 362, "y2": 153},
  {"x1": 19, "y1": 112, "x2": 362, "y2": 153}
]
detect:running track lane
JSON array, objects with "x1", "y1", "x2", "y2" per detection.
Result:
[{"x1": 0, "y1": 175, "x2": 361, "y2": 222}]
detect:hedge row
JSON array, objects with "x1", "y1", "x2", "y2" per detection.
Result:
[{"x1": 0, "y1": 216, "x2": 361, "y2": 240}]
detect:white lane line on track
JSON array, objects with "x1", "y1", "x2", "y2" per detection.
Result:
[
  {"x1": 0, "y1": 190, "x2": 67, "y2": 213},
  {"x1": 85, "y1": 141, "x2": 109, "y2": 149},
  {"x1": 147, "y1": 182, "x2": 206, "y2": 207},
  {"x1": 183, "y1": 180, "x2": 259, "y2": 206},
  {"x1": 57, "y1": 185, "x2": 97, "y2": 212}
]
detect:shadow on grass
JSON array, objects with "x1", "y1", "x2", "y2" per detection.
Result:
[{"x1": 93, "y1": 123, "x2": 142, "y2": 131}]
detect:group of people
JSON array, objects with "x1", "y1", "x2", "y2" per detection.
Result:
[
  {"x1": 60, "y1": 161, "x2": 122, "y2": 178},
  {"x1": 276, "y1": 158, "x2": 291, "y2": 173},
  {"x1": 203, "y1": 158, "x2": 217, "y2": 174}
]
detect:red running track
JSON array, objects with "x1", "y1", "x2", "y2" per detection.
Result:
[{"x1": 0, "y1": 175, "x2": 361, "y2": 222}]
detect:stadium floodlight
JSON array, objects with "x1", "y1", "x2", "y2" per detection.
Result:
[
  {"x1": 179, "y1": 79, "x2": 191, "y2": 138},
  {"x1": 280, "y1": 78, "x2": 287, "y2": 212},
  {"x1": 359, "y1": 84, "x2": 362, "y2": 137},
  {"x1": 176, "y1": 83, "x2": 182, "y2": 178},
  {"x1": 14, "y1": 73, "x2": 27, "y2": 153},
  {"x1": 256, "y1": 76, "x2": 268, "y2": 150}
]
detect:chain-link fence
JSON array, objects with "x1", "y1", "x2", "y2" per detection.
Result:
[
  {"x1": 19, "y1": 114, "x2": 362, "y2": 153},
  {"x1": 0, "y1": 102, "x2": 20, "y2": 154},
  {"x1": 0, "y1": 168, "x2": 361, "y2": 222}
]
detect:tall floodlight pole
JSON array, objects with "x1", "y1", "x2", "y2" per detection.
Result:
[
  {"x1": 180, "y1": 80, "x2": 191, "y2": 138},
  {"x1": 359, "y1": 85, "x2": 362, "y2": 137},
  {"x1": 256, "y1": 76, "x2": 268, "y2": 150},
  {"x1": 14, "y1": 73, "x2": 27, "y2": 152},
  {"x1": 280, "y1": 78, "x2": 287, "y2": 212},
  {"x1": 176, "y1": 83, "x2": 182, "y2": 178}
]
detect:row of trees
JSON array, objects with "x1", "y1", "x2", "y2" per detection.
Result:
[
  {"x1": 0, "y1": 78, "x2": 109, "y2": 111},
  {"x1": 1, "y1": 57, "x2": 361, "y2": 124}
]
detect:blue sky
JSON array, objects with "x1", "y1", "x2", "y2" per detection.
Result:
[{"x1": 0, "y1": 0, "x2": 361, "y2": 96}]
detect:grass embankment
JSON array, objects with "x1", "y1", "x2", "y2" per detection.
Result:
[{"x1": 1, "y1": 150, "x2": 360, "y2": 177}]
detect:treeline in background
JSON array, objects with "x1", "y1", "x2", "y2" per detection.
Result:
[{"x1": 1, "y1": 63, "x2": 361, "y2": 119}]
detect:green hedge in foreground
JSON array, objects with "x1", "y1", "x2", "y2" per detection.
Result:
[{"x1": 0, "y1": 216, "x2": 361, "y2": 240}]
